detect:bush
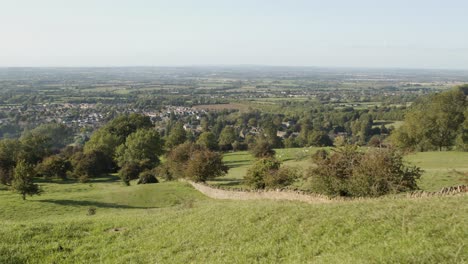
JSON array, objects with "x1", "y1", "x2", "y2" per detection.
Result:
[
  {"x1": 36, "y1": 155, "x2": 72, "y2": 180},
  {"x1": 185, "y1": 150, "x2": 228, "y2": 182},
  {"x1": 306, "y1": 145, "x2": 422, "y2": 197},
  {"x1": 87, "y1": 207, "x2": 96, "y2": 216},
  {"x1": 118, "y1": 162, "x2": 143, "y2": 185},
  {"x1": 137, "y1": 170, "x2": 159, "y2": 184},
  {"x1": 165, "y1": 142, "x2": 228, "y2": 182},
  {"x1": 244, "y1": 158, "x2": 281, "y2": 189},
  {"x1": 154, "y1": 164, "x2": 173, "y2": 181},
  {"x1": 263, "y1": 166, "x2": 301, "y2": 189}
]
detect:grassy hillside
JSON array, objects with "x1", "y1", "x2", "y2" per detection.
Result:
[{"x1": 0, "y1": 178, "x2": 467, "y2": 263}]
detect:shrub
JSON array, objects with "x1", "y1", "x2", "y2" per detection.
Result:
[
  {"x1": 306, "y1": 145, "x2": 422, "y2": 197},
  {"x1": 36, "y1": 155, "x2": 72, "y2": 180},
  {"x1": 137, "y1": 170, "x2": 159, "y2": 184},
  {"x1": 185, "y1": 150, "x2": 228, "y2": 182},
  {"x1": 154, "y1": 164, "x2": 173, "y2": 181},
  {"x1": 87, "y1": 207, "x2": 96, "y2": 216},
  {"x1": 118, "y1": 162, "x2": 143, "y2": 185},
  {"x1": 244, "y1": 158, "x2": 281, "y2": 189},
  {"x1": 264, "y1": 166, "x2": 301, "y2": 189}
]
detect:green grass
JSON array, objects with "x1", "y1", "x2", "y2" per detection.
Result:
[
  {"x1": 0, "y1": 177, "x2": 466, "y2": 263},
  {"x1": 214, "y1": 148, "x2": 323, "y2": 189},
  {"x1": 406, "y1": 151, "x2": 468, "y2": 191}
]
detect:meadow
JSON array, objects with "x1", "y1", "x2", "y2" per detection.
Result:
[
  {"x1": 1, "y1": 178, "x2": 467, "y2": 263},
  {"x1": 1, "y1": 149, "x2": 467, "y2": 263}
]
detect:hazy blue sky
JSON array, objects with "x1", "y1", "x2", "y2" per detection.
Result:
[{"x1": 1, "y1": 0, "x2": 467, "y2": 69}]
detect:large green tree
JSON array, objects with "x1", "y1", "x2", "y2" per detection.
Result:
[
  {"x1": 116, "y1": 129, "x2": 164, "y2": 169},
  {"x1": 218, "y1": 126, "x2": 237, "y2": 150},
  {"x1": 196, "y1": 132, "x2": 218, "y2": 150},
  {"x1": 165, "y1": 123, "x2": 187, "y2": 149},
  {"x1": 392, "y1": 86, "x2": 467, "y2": 151}
]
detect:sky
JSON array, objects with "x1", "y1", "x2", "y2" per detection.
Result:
[{"x1": 1, "y1": 0, "x2": 467, "y2": 69}]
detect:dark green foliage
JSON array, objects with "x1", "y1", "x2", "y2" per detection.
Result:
[
  {"x1": 118, "y1": 162, "x2": 143, "y2": 186},
  {"x1": 105, "y1": 113, "x2": 153, "y2": 141},
  {"x1": 17, "y1": 134, "x2": 52, "y2": 164},
  {"x1": 185, "y1": 149, "x2": 228, "y2": 182},
  {"x1": 115, "y1": 129, "x2": 164, "y2": 169},
  {"x1": 0, "y1": 139, "x2": 20, "y2": 185},
  {"x1": 263, "y1": 166, "x2": 301, "y2": 189},
  {"x1": 22, "y1": 123, "x2": 73, "y2": 151},
  {"x1": 250, "y1": 139, "x2": 276, "y2": 158},
  {"x1": 11, "y1": 160, "x2": 42, "y2": 200},
  {"x1": 392, "y1": 86, "x2": 467, "y2": 151},
  {"x1": 165, "y1": 142, "x2": 196, "y2": 179},
  {"x1": 196, "y1": 132, "x2": 218, "y2": 150},
  {"x1": 165, "y1": 142, "x2": 228, "y2": 182},
  {"x1": 36, "y1": 155, "x2": 72, "y2": 180},
  {"x1": 165, "y1": 123, "x2": 187, "y2": 149},
  {"x1": 137, "y1": 170, "x2": 159, "y2": 184},
  {"x1": 306, "y1": 145, "x2": 422, "y2": 197},
  {"x1": 71, "y1": 150, "x2": 108, "y2": 182},
  {"x1": 154, "y1": 164, "x2": 174, "y2": 181},
  {"x1": 307, "y1": 130, "x2": 333, "y2": 147},
  {"x1": 244, "y1": 158, "x2": 281, "y2": 189},
  {"x1": 218, "y1": 126, "x2": 237, "y2": 150},
  {"x1": 84, "y1": 114, "x2": 153, "y2": 169}
]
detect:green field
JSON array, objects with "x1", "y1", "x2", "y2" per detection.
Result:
[
  {"x1": 1, "y1": 177, "x2": 467, "y2": 263},
  {"x1": 1, "y1": 149, "x2": 467, "y2": 263}
]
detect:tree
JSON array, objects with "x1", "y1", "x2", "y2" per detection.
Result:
[
  {"x1": 71, "y1": 150, "x2": 108, "y2": 182},
  {"x1": 185, "y1": 149, "x2": 228, "y2": 182},
  {"x1": 392, "y1": 86, "x2": 467, "y2": 151},
  {"x1": 165, "y1": 142, "x2": 196, "y2": 179},
  {"x1": 116, "y1": 129, "x2": 164, "y2": 169},
  {"x1": 196, "y1": 132, "x2": 218, "y2": 150},
  {"x1": 250, "y1": 139, "x2": 276, "y2": 158},
  {"x1": 83, "y1": 114, "x2": 153, "y2": 170},
  {"x1": 0, "y1": 139, "x2": 20, "y2": 185},
  {"x1": 165, "y1": 142, "x2": 228, "y2": 182},
  {"x1": 36, "y1": 155, "x2": 72, "y2": 180},
  {"x1": 11, "y1": 160, "x2": 41, "y2": 200},
  {"x1": 456, "y1": 109, "x2": 468, "y2": 151},
  {"x1": 105, "y1": 113, "x2": 153, "y2": 141},
  {"x1": 244, "y1": 158, "x2": 281, "y2": 189},
  {"x1": 118, "y1": 162, "x2": 142, "y2": 185},
  {"x1": 165, "y1": 123, "x2": 187, "y2": 149},
  {"x1": 18, "y1": 134, "x2": 52, "y2": 164},
  {"x1": 22, "y1": 123, "x2": 73, "y2": 151},
  {"x1": 218, "y1": 126, "x2": 237, "y2": 150},
  {"x1": 308, "y1": 130, "x2": 333, "y2": 147}
]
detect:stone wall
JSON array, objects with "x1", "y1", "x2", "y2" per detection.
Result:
[{"x1": 185, "y1": 180, "x2": 467, "y2": 203}]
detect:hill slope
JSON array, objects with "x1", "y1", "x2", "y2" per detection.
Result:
[{"x1": 0, "y1": 178, "x2": 467, "y2": 263}]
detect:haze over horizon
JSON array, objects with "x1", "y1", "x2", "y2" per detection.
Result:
[{"x1": 1, "y1": 0, "x2": 468, "y2": 69}]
